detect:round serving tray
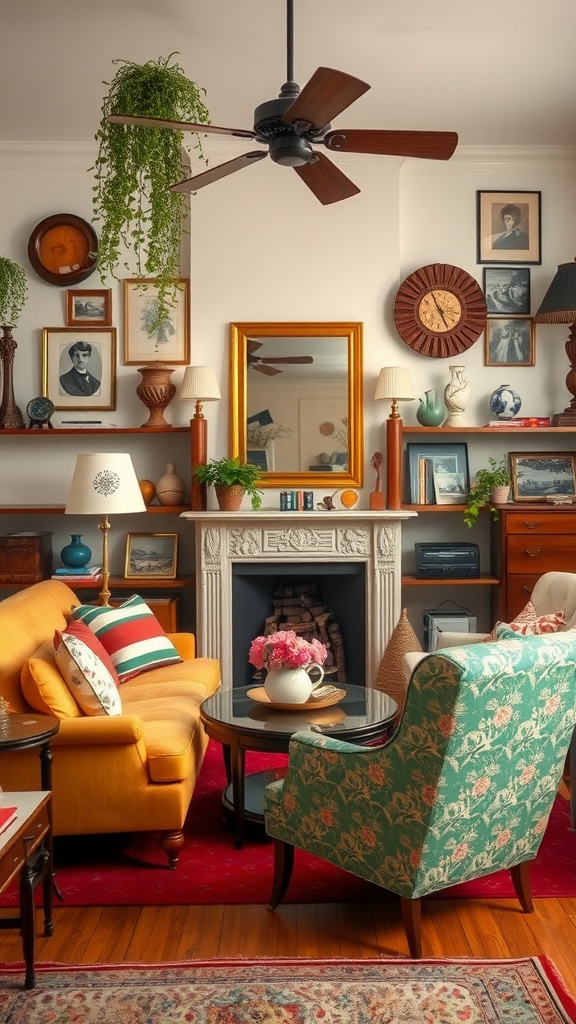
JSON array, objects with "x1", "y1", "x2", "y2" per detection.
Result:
[{"x1": 247, "y1": 685, "x2": 346, "y2": 711}]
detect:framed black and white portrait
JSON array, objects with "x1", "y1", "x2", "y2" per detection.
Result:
[
  {"x1": 477, "y1": 190, "x2": 541, "y2": 265},
  {"x1": 42, "y1": 327, "x2": 117, "y2": 410}
]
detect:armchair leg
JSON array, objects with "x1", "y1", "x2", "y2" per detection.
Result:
[
  {"x1": 510, "y1": 861, "x2": 534, "y2": 913},
  {"x1": 161, "y1": 829, "x2": 185, "y2": 869},
  {"x1": 267, "y1": 839, "x2": 294, "y2": 910},
  {"x1": 400, "y1": 897, "x2": 422, "y2": 959}
]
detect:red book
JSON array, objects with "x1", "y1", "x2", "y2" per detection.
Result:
[{"x1": 0, "y1": 805, "x2": 17, "y2": 835}]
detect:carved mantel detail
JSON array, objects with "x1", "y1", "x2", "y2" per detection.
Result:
[{"x1": 182, "y1": 509, "x2": 416, "y2": 689}]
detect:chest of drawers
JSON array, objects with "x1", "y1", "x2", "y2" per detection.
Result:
[{"x1": 492, "y1": 506, "x2": 576, "y2": 620}]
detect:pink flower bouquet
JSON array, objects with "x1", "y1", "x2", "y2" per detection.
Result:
[{"x1": 248, "y1": 630, "x2": 327, "y2": 672}]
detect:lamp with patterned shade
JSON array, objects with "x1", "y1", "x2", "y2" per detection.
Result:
[
  {"x1": 65, "y1": 453, "x2": 146, "y2": 606},
  {"x1": 179, "y1": 366, "x2": 221, "y2": 510},
  {"x1": 535, "y1": 259, "x2": 576, "y2": 425},
  {"x1": 374, "y1": 366, "x2": 416, "y2": 510}
]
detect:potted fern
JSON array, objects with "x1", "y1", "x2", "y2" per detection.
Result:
[
  {"x1": 91, "y1": 53, "x2": 210, "y2": 329},
  {"x1": 195, "y1": 457, "x2": 264, "y2": 511},
  {"x1": 464, "y1": 456, "x2": 511, "y2": 527}
]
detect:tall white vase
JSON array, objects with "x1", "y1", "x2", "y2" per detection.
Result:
[{"x1": 443, "y1": 365, "x2": 471, "y2": 426}]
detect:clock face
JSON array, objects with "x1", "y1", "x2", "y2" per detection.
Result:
[{"x1": 394, "y1": 264, "x2": 487, "y2": 357}]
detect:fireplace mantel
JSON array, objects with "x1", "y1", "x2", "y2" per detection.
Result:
[{"x1": 181, "y1": 510, "x2": 416, "y2": 688}]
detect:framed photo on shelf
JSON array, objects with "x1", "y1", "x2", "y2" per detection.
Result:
[
  {"x1": 123, "y1": 278, "x2": 190, "y2": 365},
  {"x1": 477, "y1": 190, "x2": 541, "y2": 265},
  {"x1": 484, "y1": 317, "x2": 535, "y2": 367},
  {"x1": 41, "y1": 326, "x2": 117, "y2": 411},
  {"x1": 483, "y1": 267, "x2": 530, "y2": 315},
  {"x1": 124, "y1": 533, "x2": 178, "y2": 579},
  {"x1": 407, "y1": 442, "x2": 469, "y2": 505},
  {"x1": 509, "y1": 452, "x2": 576, "y2": 502},
  {"x1": 66, "y1": 288, "x2": 112, "y2": 327}
]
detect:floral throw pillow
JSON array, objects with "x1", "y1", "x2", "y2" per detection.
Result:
[
  {"x1": 491, "y1": 600, "x2": 565, "y2": 639},
  {"x1": 54, "y1": 631, "x2": 122, "y2": 716}
]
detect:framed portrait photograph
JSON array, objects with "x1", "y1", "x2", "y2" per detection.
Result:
[
  {"x1": 477, "y1": 190, "x2": 541, "y2": 265},
  {"x1": 123, "y1": 278, "x2": 190, "y2": 365},
  {"x1": 484, "y1": 317, "x2": 535, "y2": 367},
  {"x1": 42, "y1": 327, "x2": 116, "y2": 411},
  {"x1": 124, "y1": 532, "x2": 178, "y2": 579},
  {"x1": 483, "y1": 267, "x2": 530, "y2": 315},
  {"x1": 510, "y1": 452, "x2": 576, "y2": 502},
  {"x1": 407, "y1": 442, "x2": 469, "y2": 505},
  {"x1": 66, "y1": 288, "x2": 112, "y2": 327}
]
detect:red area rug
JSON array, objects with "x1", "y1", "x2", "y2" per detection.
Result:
[
  {"x1": 1, "y1": 740, "x2": 574, "y2": 907},
  {"x1": 1, "y1": 957, "x2": 575, "y2": 1023}
]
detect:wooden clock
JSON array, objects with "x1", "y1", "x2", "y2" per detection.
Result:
[{"x1": 393, "y1": 263, "x2": 487, "y2": 357}]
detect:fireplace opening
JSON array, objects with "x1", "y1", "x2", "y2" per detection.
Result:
[{"x1": 232, "y1": 562, "x2": 366, "y2": 688}]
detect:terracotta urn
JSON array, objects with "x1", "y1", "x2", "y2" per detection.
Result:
[{"x1": 136, "y1": 362, "x2": 176, "y2": 428}]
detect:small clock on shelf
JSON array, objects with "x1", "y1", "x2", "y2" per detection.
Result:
[
  {"x1": 26, "y1": 397, "x2": 54, "y2": 429},
  {"x1": 393, "y1": 263, "x2": 487, "y2": 357}
]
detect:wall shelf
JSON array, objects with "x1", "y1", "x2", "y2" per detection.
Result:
[
  {"x1": 0, "y1": 427, "x2": 189, "y2": 436},
  {"x1": 0, "y1": 505, "x2": 190, "y2": 515},
  {"x1": 402, "y1": 575, "x2": 499, "y2": 587}
]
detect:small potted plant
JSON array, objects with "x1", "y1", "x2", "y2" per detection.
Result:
[
  {"x1": 194, "y1": 456, "x2": 263, "y2": 511},
  {"x1": 464, "y1": 456, "x2": 511, "y2": 527}
]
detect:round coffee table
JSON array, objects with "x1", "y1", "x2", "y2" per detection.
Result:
[{"x1": 200, "y1": 684, "x2": 397, "y2": 848}]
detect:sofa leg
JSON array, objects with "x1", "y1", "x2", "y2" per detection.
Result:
[
  {"x1": 162, "y1": 829, "x2": 185, "y2": 869},
  {"x1": 510, "y1": 861, "x2": 534, "y2": 913},
  {"x1": 267, "y1": 839, "x2": 294, "y2": 910},
  {"x1": 400, "y1": 896, "x2": 422, "y2": 959}
]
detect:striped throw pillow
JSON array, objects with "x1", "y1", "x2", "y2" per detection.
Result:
[{"x1": 72, "y1": 595, "x2": 182, "y2": 682}]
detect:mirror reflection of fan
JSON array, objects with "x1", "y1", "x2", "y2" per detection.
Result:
[
  {"x1": 248, "y1": 339, "x2": 313, "y2": 376},
  {"x1": 107, "y1": 0, "x2": 458, "y2": 206}
]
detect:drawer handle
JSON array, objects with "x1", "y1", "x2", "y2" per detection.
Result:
[
  {"x1": 524, "y1": 548, "x2": 542, "y2": 557},
  {"x1": 524, "y1": 521, "x2": 542, "y2": 529}
]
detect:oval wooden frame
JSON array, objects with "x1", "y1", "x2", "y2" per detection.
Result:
[
  {"x1": 27, "y1": 213, "x2": 98, "y2": 286},
  {"x1": 394, "y1": 263, "x2": 487, "y2": 357}
]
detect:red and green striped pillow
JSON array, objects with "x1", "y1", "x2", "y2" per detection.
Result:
[{"x1": 72, "y1": 595, "x2": 182, "y2": 682}]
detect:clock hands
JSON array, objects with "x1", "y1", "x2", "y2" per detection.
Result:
[{"x1": 431, "y1": 292, "x2": 450, "y2": 327}]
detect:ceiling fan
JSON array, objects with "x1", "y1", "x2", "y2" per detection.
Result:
[
  {"x1": 107, "y1": 0, "x2": 458, "y2": 206},
  {"x1": 247, "y1": 339, "x2": 313, "y2": 376}
]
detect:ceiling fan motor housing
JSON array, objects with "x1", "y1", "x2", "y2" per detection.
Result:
[{"x1": 253, "y1": 87, "x2": 327, "y2": 166}]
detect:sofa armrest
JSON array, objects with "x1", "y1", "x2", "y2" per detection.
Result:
[
  {"x1": 53, "y1": 714, "x2": 145, "y2": 746},
  {"x1": 166, "y1": 632, "x2": 196, "y2": 659},
  {"x1": 436, "y1": 631, "x2": 490, "y2": 648}
]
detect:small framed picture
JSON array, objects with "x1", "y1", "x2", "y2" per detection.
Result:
[
  {"x1": 407, "y1": 442, "x2": 469, "y2": 505},
  {"x1": 483, "y1": 267, "x2": 530, "y2": 315},
  {"x1": 124, "y1": 533, "x2": 178, "y2": 579},
  {"x1": 484, "y1": 317, "x2": 535, "y2": 367},
  {"x1": 66, "y1": 289, "x2": 112, "y2": 326},
  {"x1": 432, "y1": 466, "x2": 468, "y2": 504},
  {"x1": 477, "y1": 190, "x2": 541, "y2": 265},
  {"x1": 42, "y1": 327, "x2": 116, "y2": 410},
  {"x1": 123, "y1": 278, "x2": 190, "y2": 365},
  {"x1": 510, "y1": 452, "x2": 576, "y2": 502}
]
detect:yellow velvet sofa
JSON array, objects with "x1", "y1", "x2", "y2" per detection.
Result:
[{"x1": 0, "y1": 579, "x2": 221, "y2": 867}]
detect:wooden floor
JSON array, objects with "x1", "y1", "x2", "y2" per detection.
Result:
[{"x1": 1, "y1": 896, "x2": 576, "y2": 993}]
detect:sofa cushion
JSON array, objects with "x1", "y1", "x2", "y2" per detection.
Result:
[
  {"x1": 55, "y1": 619, "x2": 120, "y2": 687},
  {"x1": 21, "y1": 641, "x2": 82, "y2": 719},
  {"x1": 72, "y1": 595, "x2": 182, "y2": 682},
  {"x1": 54, "y1": 630, "x2": 122, "y2": 717},
  {"x1": 491, "y1": 600, "x2": 566, "y2": 638}
]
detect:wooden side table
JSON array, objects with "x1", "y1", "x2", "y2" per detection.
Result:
[{"x1": 0, "y1": 791, "x2": 53, "y2": 989}]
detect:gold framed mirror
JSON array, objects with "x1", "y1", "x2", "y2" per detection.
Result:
[{"x1": 230, "y1": 322, "x2": 364, "y2": 488}]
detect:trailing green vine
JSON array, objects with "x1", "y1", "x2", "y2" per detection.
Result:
[
  {"x1": 91, "y1": 54, "x2": 210, "y2": 328},
  {"x1": 0, "y1": 257, "x2": 28, "y2": 326}
]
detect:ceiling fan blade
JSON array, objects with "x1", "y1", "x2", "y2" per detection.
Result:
[
  {"x1": 283, "y1": 67, "x2": 370, "y2": 131},
  {"x1": 259, "y1": 356, "x2": 314, "y2": 364},
  {"x1": 254, "y1": 364, "x2": 282, "y2": 376},
  {"x1": 170, "y1": 151, "x2": 267, "y2": 193},
  {"x1": 295, "y1": 153, "x2": 360, "y2": 205},
  {"x1": 247, "y1": 339, "x2": 263, "y2": 355},
  {"x1": 107, "y1": 114, "x2": 256, "y2": 140},
  {"x1": 323, "y1": 129, "x2": 458, "y2": 160}
]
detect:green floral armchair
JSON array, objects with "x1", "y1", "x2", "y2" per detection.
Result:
[{"x1": 264, "y1": 631, "x2": 576, "y2": 958}]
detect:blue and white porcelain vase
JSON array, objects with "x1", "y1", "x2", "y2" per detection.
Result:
[
  {"x1": 60, "y1": 533, "x2": 91, "y2": 568},
  {"x1": 489, "y1": 384, "x2": 522, "y2": 420}
]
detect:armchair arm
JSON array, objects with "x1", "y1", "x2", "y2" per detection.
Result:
[
  {"x1": 52, "y1": 714, "x2": 145, "y2": 746},
  {"x1": 167, "y1": 632, "x2": 196, "y2": 659}
]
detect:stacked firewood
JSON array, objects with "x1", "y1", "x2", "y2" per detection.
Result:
[{"x1": 261, "y1": 582, "x2": 346, "y2": 682}]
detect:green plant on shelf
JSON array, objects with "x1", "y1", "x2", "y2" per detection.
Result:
[
  {"x1": 194, "y1": 456, "x2": 263, "y2": 510},
  {"x1": 463, "y1": 456, "x2": 511, "y2": 527}
]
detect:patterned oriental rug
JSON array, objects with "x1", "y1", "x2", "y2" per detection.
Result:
[
  {"x1": 1, "y1": 957, "x2": 575, "y2": 1024},
  {"x1": 1, "y1": 741, "x2": 574, "y2": 908}
]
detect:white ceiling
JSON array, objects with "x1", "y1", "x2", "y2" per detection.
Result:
[{"x1": 3, "y1": 0, "x2": 576, "y2": 148}]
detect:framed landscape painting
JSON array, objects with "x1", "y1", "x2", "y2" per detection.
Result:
[
  {"x1": 510, "y1": 452, "x2": 576, "y2": 502},
  {"x1": 124, "y1": 533, "x2": 178, "y2": 579}
]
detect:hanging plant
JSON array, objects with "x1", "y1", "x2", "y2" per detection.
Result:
[
  {"x1": 0, "y1": 257, "x2": 28, "y2": 327},
  {"x1": 91, "y1": 53, "x2": 210, "y2": 328}
]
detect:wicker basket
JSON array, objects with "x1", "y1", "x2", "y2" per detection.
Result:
[{"x1": 374, "y1": 607, "x2": 422, "y2": 710}]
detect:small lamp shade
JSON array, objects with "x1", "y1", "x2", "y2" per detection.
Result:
[
  {"x1": 374, "y1": 366, "x2": 415, "y2": 418},
  {"x1": 179, "y1": 366, "x2": 221, "y2": 405},
  {"x1": 65, "y1": 453, "x2": 146, "y2": 515}
]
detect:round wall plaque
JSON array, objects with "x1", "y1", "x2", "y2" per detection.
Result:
[{"x1": 27, "y1": 213, "x2": 98, "y2": 286}]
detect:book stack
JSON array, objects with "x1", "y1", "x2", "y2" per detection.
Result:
[
  {"x1": 51, "y1": 565, "x2": 102, "y2": 584},
  {"x1": 485, "y1": 417, "x2": 552, "y2": 427}
]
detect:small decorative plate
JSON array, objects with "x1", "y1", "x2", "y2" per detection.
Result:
[
  {"x1": 247, "y1": 685, "x2": 346, "y2": 711},
  {"x1": 27, "y1": 213, "x2": 98, "y2": 285}
]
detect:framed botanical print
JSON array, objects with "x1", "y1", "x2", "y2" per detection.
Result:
[
  {"x1": 66, "y1": 288, "x2": 112, "y2": 327},
  {"x1": 123, "y1": 278, "x2": 190, "y2": 365},
  {"x1": 42, "y1": 327, "x2": 116, "y2": 410},
  {"x1": 477, "y1": 190, "x2": 541, "y2": 265}
]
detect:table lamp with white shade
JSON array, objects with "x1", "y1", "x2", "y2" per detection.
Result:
[
  {"x1": 374, "y1": 366, "x2": 416, "y2": 510},
  {"x1": 65, "y1": 453, "x2": 146, "y2": 606},
  {"x1": 179, "y1": 365, "x2": 221, "y2": 510}
]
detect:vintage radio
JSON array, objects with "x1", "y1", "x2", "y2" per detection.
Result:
[
  {"x1": 0, "y1": 532, "x2": 52, "y2": 584},
  {"x1": 414, "y1": 542, "x2": 480, "y2": 579}
]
